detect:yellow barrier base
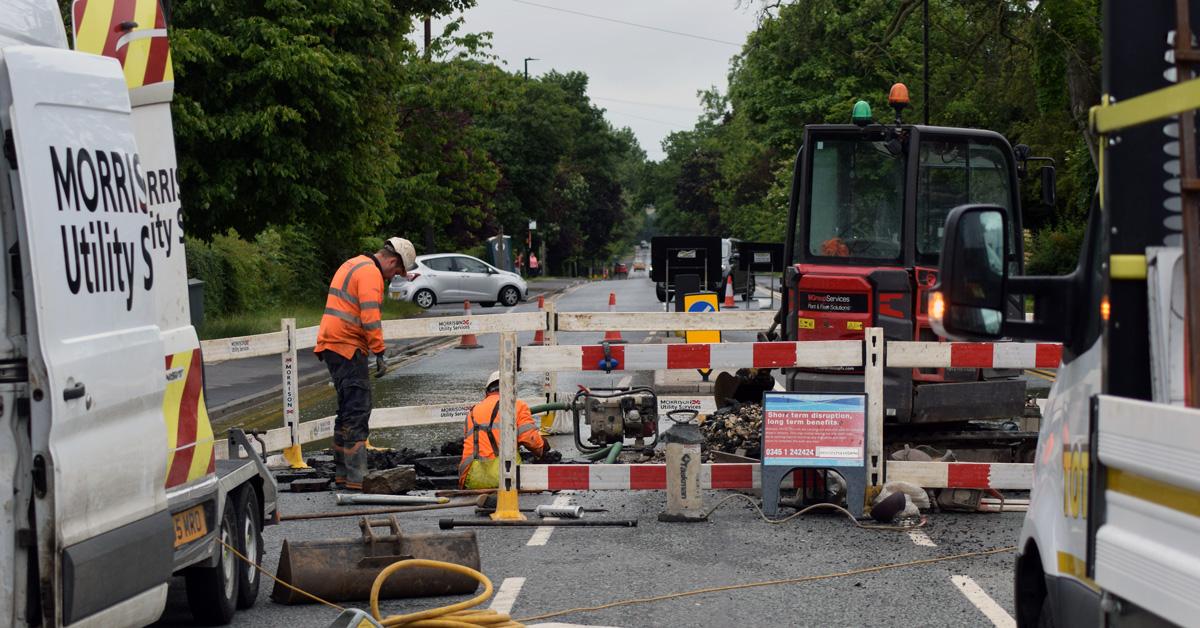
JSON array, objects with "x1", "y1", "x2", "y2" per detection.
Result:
[
  {"x1": 282, "y1": 444, "x2": 310, "y2": 469},
  {"x1": 539, "y1": 410, "x2": 556, "y2": 434},
  {"x1": 364, "y1": 439, "x2": 389, "y2": 452},
  {"x1": 489, "y1": 488, "x2": 526, "y2": 520}
]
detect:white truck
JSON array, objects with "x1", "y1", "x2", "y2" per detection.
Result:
[
  {"x1": 931, "y1": 2, "x2": 1200, "y2": 626},
  {"x1": 1, "y1": 1, "x2": 276, "y2": 625}
]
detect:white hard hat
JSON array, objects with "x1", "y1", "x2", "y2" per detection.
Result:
[
  {"x1": 486, "y1": 371, "x2": 501, "y2": 390},
  {"x1": 384, "y1": 237, "x2": 417, "y2": 270}
]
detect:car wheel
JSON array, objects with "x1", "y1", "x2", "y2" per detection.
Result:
[
  {"x1": 655, "y1": 283, "x2": 666, "y2": 302},
  {"x1": 499, "y1": 286, "x2": 520, "y2": 307},
  {"x1": 413, "y1": 289, "x2": 436, "y2": 309},
  {"x1": 233, "y1": 488, "x2": 262, "y2": 609},
  {"x1": 185, "y1": 497, "x2": 239, "y2": 625}
]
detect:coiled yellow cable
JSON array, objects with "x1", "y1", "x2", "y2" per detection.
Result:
[{"x1": 369, "y1": 559, "x2": 523, "y2": 628}]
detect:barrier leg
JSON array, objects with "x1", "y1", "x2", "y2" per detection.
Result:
[
  {"x1": 864, "y1": 327, "x2": 884, "y2": 505},
  {"x1": 493, "y1": 332, "x2": 524, "y2": 520},
  {"x1": 280, "y1": 318, "x2": 308, "y2": 469}
]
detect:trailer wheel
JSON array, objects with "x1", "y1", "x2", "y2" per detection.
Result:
[
  {"x1": 185, "y1": 497, "x2": 239, "y2": 625},
  {"x1": 234, "y1": 488, "x2": 263, "y2": 609}
]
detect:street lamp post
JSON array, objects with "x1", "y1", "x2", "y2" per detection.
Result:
[{"x1": 524, "y1": 57, "x2": 539, "y2": 79}]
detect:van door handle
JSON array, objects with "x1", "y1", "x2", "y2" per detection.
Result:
[{"x1": 63, "y1": 382, "x2": 86, "y2": 401}]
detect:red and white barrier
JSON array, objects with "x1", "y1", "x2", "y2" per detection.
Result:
[
  {"x1": 516, "y1": 461, "x2": 1033, "y2": 491},
  {"x1": 520, "y1": 340, "x2": 861, "y2": 372},
  {"x1": 886, "y1": 460, "x2": 1033, "y2": 490},
  {"x1": 519, "y1": 463, "x2": 802, "y2": 491},
  {"x1": 887, "y1": 341, "x2": 1062, "y2": 369}
]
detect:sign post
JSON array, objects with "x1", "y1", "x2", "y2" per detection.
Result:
[
  {"x1": 760, "y1": 392, "x2": 869, "y2": 517},
  {"x1": 682, "y1": 292, "x2": 720, "y2": 381}
]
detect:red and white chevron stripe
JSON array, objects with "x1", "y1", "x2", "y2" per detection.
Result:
[
  {"x1": 519, "y1": 341, "x2": 861, "y2": 372},
  {"x1": 887, "y1": 341, "x2": 1062, "y2": 369},
  {"x1": 516, "y1": 461, "x2": 1033, "y2": 491},
  {"x1": 886, "y1": 461, "x2": 1033, "y2": 489},
  {"x1": 518, "y1": 463, "x2": 815, "y2": 491}
]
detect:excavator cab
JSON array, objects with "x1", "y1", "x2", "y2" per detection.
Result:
[{"x1": 779, "y1": 85, "x2": 1045, "y2": 428}]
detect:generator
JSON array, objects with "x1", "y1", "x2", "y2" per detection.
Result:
[{"x1": 571, "y1": 387, "x2": 659, "y2": 454}]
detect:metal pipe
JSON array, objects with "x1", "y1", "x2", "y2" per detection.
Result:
[
  {"x1": 535, "y1": 505, "x2": 584, "y2": 519},
  {"x1": 280, "y1": 500, "x2": 477, "y2": 522},
  {"x1": 335, "y1": 494, "x2": 448, "y2": 506},
  {"x1": 439, "y1": 518, "x2": 637, "y2": 529}
]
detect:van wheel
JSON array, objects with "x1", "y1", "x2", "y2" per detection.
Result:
[
  {"x1": 1037, "y1": 594, "x2": 1057, "y2": 628},
  {"x1": 234, "y1": 488, "x2": 263, "y2": 609},
  {"x1": 185, "y1": 498, "x2": 239, "y2": 625}
]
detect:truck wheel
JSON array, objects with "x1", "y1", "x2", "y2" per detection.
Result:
[
  {"x1": 185, "y1": 498, "x2": 239, "y2": 625},
  {"x1": 234, "y1": 488, "x2": 263, "y2": 609}
]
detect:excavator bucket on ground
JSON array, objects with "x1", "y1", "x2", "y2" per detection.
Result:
[{"x1": 271, "y1": 516, "x2": 481, "y2": 604}]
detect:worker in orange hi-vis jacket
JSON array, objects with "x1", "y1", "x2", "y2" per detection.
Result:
[{"x1": 315, "y1": 237, "x2": 416, "y2": 491}]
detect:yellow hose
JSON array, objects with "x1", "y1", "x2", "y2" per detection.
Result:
[{"x1": 369, "y1": 559, "x2": 524, "y2": 627}]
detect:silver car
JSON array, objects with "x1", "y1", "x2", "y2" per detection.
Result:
[{"x1": 389, "y1": 253, "x2": 529, "y2": 309}]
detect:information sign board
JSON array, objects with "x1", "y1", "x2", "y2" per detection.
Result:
[{"x1": 759, "y1": 392, "x2": 868, "y2": 517}]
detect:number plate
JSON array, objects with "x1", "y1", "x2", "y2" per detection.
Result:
[{"x1": 173, "y1": 505, "x2": 207, "y2": 547}]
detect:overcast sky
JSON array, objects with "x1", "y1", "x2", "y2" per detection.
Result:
[{"x1": 425, "y1": 1, "x2": 760, "y2": 161}]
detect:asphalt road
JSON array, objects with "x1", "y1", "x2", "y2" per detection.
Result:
[{"x1": 156, "y1": 277, "x2": 1024, "y2": 627}]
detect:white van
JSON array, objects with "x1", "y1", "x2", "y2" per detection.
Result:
[{"x1": 0, "y1": 2, "x2": 275, "y2": 625}]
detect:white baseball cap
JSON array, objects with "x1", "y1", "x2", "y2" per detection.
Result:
[{"x1": 384, "y1": 237, "x2": 417, "y2": 270}]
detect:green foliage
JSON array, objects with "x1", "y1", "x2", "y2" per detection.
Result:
[
  {"x1": 1027, "y1": 220, "x2": 1087, "y2": 275},
  {"x1": 185, "y1": 226, "x2": 324, "y2": 319},
  {"x1": 640, "y1": 0, "x2": 1100, "y2": 265}
]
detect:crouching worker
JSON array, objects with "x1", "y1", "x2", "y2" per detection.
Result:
[{"x1": 459, "y1": 371, "x2": 552, "y2": 489}]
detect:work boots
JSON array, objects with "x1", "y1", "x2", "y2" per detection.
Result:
[{"x1": 334, "y1": 441, "x2": 367, "y2": 491}]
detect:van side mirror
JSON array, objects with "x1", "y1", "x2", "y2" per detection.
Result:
[
  {"x1": 1041, "y1": 165, "x2": 1056, "y2": 207},
  {"x1": 930, "y1": 205, "x2": 1008, "y2": 340}
]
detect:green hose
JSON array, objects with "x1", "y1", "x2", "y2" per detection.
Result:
[
  {"x1": 529, "y1": 402, "x2": 572, "y2": 415},
  {"x1": 584, "y1": 443, "x2": 615, "y2": 461},
  {"x1": 604, "y1": 441, "x2": 623, "y2": 464}
]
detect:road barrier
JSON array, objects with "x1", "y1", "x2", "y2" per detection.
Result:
[{"x1": 201, "y1": 302, "x2": 1057, "y2": 518}]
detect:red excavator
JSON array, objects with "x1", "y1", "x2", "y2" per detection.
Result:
[{"x1": 765, "y1": 84, "x2": 1056, "y2": 458}]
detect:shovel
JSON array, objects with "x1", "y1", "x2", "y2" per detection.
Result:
[{"x1": 271, "y1": 516, "x2": 481, "y2": 605}]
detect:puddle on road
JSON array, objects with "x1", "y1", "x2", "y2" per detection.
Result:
[{"x1": 212, "y1": 370, "x2": 547, "y2": 452}]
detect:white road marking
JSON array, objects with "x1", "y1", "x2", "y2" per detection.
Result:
[
  {"x1": 489, "y1": 577, "x2": 525, "y2": 615},
  {"x1": 951, "y1": 575, "x2": 1016, "y2": 628},
  {"x1": 527, "y1": 495, "x2": 572, "y2": 546},
  {"x1": 908, "y1": 530, "x2": 937, "y2": 547}
]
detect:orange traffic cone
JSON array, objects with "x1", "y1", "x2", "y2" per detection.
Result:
[
  {"x1": 531, "y1": 295, "x2": 546, "y2": 346},
  {"x1": 600, "y1": 292, "x2": 626, "y2": 344},
  {"x1": 455, "y1": 300, "x2": 482, "y2": 349},
  {"x1": 723, "y1": 275, "x2": 738, "y2": 309}
]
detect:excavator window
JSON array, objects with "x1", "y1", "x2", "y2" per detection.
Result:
[
  {"x1": 806, "y1": 138, "x2": 904, "y2": 260},
  {"x1": 915, "y1": 139, "x2": 1013, "y2": 262}
]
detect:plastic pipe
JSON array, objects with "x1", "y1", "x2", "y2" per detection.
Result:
[
  {"x1": 529, "y1": 402, "x2": 572, "y2": 415},
  {"x1": 584, "y1": 443, "x2": 616, "y2": 461},
  {"x1": 604, "y1": 441, "x2": 623, "y2": 464}
]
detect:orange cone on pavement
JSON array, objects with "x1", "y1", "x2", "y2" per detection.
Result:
[
  {"x1": 455, "y1": 300, "x2": 482, "y2": 349},
  {"x1": 531, "y1": 295, "x2": 546, "y2": 346},
  {"x1": 600, "y1": 292, "x2": 626, "y2": 344},
  {"x1": 723, "y1": 275, "x2": 738, "y2": 309}
]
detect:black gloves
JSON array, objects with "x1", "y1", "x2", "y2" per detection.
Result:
[{"x1": 374, "y1": 353, "x2": 388, "y2": 378}]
